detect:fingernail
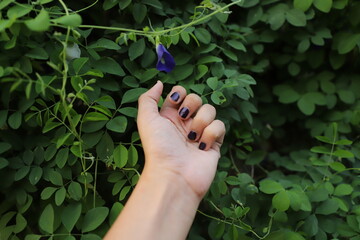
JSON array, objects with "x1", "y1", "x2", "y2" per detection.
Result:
[
  {"x1": 188, "y1": 131, "x2": 197, "y2": 140},
  {"x1": 199, "y1": 142, "x2": 206, "y2": 150},
  {"x1": 179, "y1": 107, "x2": 189, "y2": 118},
  {"x1": 170, "y1": 92, "x2": 180, "y2": 102}
]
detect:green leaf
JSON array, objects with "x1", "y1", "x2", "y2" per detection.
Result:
[
  {"x1": 197, "y1": 56, "x2": 223, "y2": 65},
  {"x1": 121, "y1": 88, "x2": 147, "y2": 104},
  {"x1": 297, "y1": 95, "x2": 315, "y2": 115},
  {"x1": 195, "y1": 28, "x2": 211, "y2": 44},
  {"x1": 333, "y1": 149, "x2": 354, "y2": 158},
  {"x1": 89, "y1": 38, "x2": 121, "y2": 50},
  {"x1": 43, "y1": 119, "x2": 62, "y2": 133},
  {"x1": 119, "y1": 185, "x2": 131, "y2": 200},
  {"x1": 294, "y1": 0, "x2": 313, "y2": 11},
  {"x1": 313, "y1": 0, "x2": 333, "y2": 12},
  {"x1": 29, "y1": 166, "x2": 43, "y2": 185},
  {"x1": 207, "y1": 77, "x2": 218, "y2": 90},
  {"x1": 26, "y1": 48, "x2": 49, "y2": 60},
  {"x1": 14, "y1": 213, "x2": 27, "y2": 233},
  {"x1": 303, "y1": 214, "x2": 318, "y2": 237},
  {"x1": 310, "y1": 146, "x2": 332, "y2": 154},
  {"x1": 7, "y1": 4, "x2": 32, "y2": 19},
  {"x1": 83, "y1": 112, "x2": 109, "y2": 122},
  {"x1": 211, "y1": 91, "x2": 226, "y2": 105},
  {"x1": 8, "y1": 111, "x2": 22, "y2": 129},
  {"x1": 259, "y1": 179, "x2": 284, "y2": 194},
  {"x1": 338, "y1": 33, "x2": 360, "y2": 54},
  {"x1": 334, "y1": 184, "x2": 353, "y2": 196},
  {"x1": 41, "y1": 187, "x2": 57, "y2": 200},
  {"x1": 0, "y1": 142, "x2": 11, "y2": 154},
  {"x1": 226, "y1": 40, "x2": 246, "y2": 51},
  {"x1": 246, "y1": 150, "x2": 266, "y2": 165},
  {"x1": 25, "y1": 235, "x2": 42, "y2": 240},
  {"x1": 73, "y1": 58, "x2": 89, "y2": 74},
  {"x1": 330, "y1": 162, "x2": 346, "y2": 172},
  {"x1": 49, "y1": 170, "x2": 63, "y2": 186},
  {"x1": 56, "y1": 133, "x2": 72, "y2": 148},
  {"x1": 272, "y1": 190, "x2": 290, "y2": 211},
  {"x1": 129, "y1": 39, "x2": 145, "y2": 61},
  {"x1": 286, "y1": 9, "x2": 307, "y2": 26},
  {"x1": 95, "y1": 57, "x2": 125, "y2": 76},
  {"x1": 53, "y1": 14, "x2": 82, "y2": 27},
  {"x1": 55, "y1": 187, "x2": 66, "y2": 206},
  {"x1": 55, "y1": 148, "x2": 69, "y2": 168},
  {"x1": 140, "y1": 68, "x2": 159, "y2": 83},
  {"x1": 103, "y1": 0, "x2": 119, "y2": 10},
  {"x1": 128, "y1": 145, "x2": 138, "y2": 167},
  {"x1": 0, "y1": 157, "x2": 9, "y2": 169},
  {"x1": 68, "y1": 182, "x2": 82, "y2": 200},
  {"x1": 106, "y1": 116, "x2": 127, "y2": 133},
  {"x1": 316, "y1": 198, "x2": 339, "y2": 215},
  {"x1": 25, "y1": 9, "x2": 50, "y2": 32},
  {"x1": 0, "y1": 0, "x2": 14, "y2": 10},
  {"x1": 39, "y1": 204, "x2": 54, "y2": 233},
  {"x1": 82, "y1": 207, "x2": 109, "y2": 232},
  {"x1": 132, "y1": 3, "x2": 147, "y2": 23},
  {"x1": 114, "y1": 144, "x2": 128, "y2": 168},
  {"x1": 62, "y1": 203, "x2": 82, "y2": 232},
  {"x1": 15, "y1": 166, "x2": 30, "y2": 181}
]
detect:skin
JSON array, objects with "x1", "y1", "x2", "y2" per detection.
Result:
[{"x1": 104, "y1": 81, "x2": 226, "y2": 240}]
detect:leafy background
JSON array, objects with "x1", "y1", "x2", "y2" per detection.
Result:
[{"x1": 0, "y1": 0, "x2": 360, "y2": 239}]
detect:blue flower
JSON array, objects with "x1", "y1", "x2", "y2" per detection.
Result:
[{"x1": 156, "y1": 44, "x2": 175, "y2": 73}]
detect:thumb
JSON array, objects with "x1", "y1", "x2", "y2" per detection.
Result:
[{"x1": 137, "y1": 81, "x2": 164, "y2": 121}]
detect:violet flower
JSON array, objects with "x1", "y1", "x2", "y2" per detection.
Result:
[{"x1": 156, "y1": 44, "x2": 175, "y2": 73}]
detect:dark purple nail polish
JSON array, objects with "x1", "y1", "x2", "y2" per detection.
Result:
[
  {"x1": 199, "y1": 142, "x2": 206, "y2": 150},
  {"x1": 188, "y1": 131, "x2": 197, "y2": 140},
  {"x1": 179, "y1": 107, "x2": 189, "y2": 118},
  {"x1": 170, "y1": 92, "x2": 180, "y2": 102}
]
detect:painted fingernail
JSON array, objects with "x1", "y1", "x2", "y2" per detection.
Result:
[
  {"x1": 199, "y1": 142, "x2": 206, "y2": 150},
  {"x1": 179, "y1": 107, "x2": 189, "y2": 118},
  {"x1": 170, "y1": 92, "x2": 180, "y2": 102},
  {"x1": 188, "y1": 131, "x2": 197, "y2": 140}
]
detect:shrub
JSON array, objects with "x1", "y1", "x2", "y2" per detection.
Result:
[{"x1": 0, "y1": 0, "x2": 359, "y2": 239}]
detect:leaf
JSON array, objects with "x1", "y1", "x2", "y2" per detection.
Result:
[
  {"x1": 0, "y1": 0, "x2": 14, "y2": 11},
  {"x1": 82, "y1": 207, "x2": 109, "y2": 232},
  {"x1": 56, "y1": 133, "x2": 72, "y2": 148},
  {"x1": 29, "y1": 166, "x2": 43, "y2": 185},
  {"x1": 333, "y1": 149, "x2": 354, "y2": 158},
  {"x1": 294, "y1": 0, "x2": 313, "y2": 11},
  {"x1": 43, "y1": 119, "x2": 62, "y2": 133},
  {"x1": 68, "y1": 182, "x2": 82, "y2": 200},
  {"x1": 330, "y1": 162, "x2": 346, "y2": 172},
  {"x1": 128, "y1": 39, "x2": 145, "y2": 61},
  {"x1": 338, "y1": 33, "x2": 360, "y2": 54},
  {"x1": 7, "y1": 4, "x2": 32, "y2": 19},
  {"x1": 62, "y1": 203, "x2": 82, "y2": 232},
  {"x1": 297, "y1": 95, "x2": 315, "y2": 115},
  {"x1": 41, "y1": 187, "x2": 57, "y2": 200},
  {"x1": 39, "y1": 204, "x2": 54, "y2": 233},
  {"x1": 197, "y1": 56, "x2": 223, "y2": 65},
  {"x1": 207, "y1": 77, "x2": 218, "y2": 90},
  {"x1": 0, "y1": 157, "x2": 9, "y2": 169},
  {"x1": 15, "y1": 166, "x2": 30, "y2": 181},
  {"x1": 53, "y1": 14, "x2": 82, "y2": 27},
  {"x1": 0, "y1": 142, "x2": 11, "y2": 154},
  {"x1": 49, "y1": 170, "x2": 63, "y2": 186},
  {"x1": 272, "y1": 190, "x2": 290, "y2": 211},
  {"x1": 316, "y1": 198, "x2": 339, "y2": 215},
  {"x1": 88, "y1": 38, "x2": 121, "y2": 50},
  {"x1": 83, "y1": 112, "x2": 109, "y2": 122},
  {"x1": 119, "y1": 186, "x2": 131, "y2": 200},
  {"x1": 286, "y1": 9, "x2": 307, "y2": 26},
  {"x1": 8, "y1": 111, "x2": 22, "y2": 129},
  {"x1": 121, "y1": 88, "x2": 147, "y2": 104},
  {"x1": 25, "y1": 9, "x2": 50, "y2": 32},
  {"x1": 73, "y1": 58, "x2": 89, "y2": 74},
  {"x1": 259, "y1": 179, "x2": 284, "y2": 194},
  {"x1": 132, "y1": 3, "x2": 147, "y2": 23},
  {"x1": 195, "y1": 28, "x2": 211, "y2": 44},
  {"x1": 55, "y1": 148, "x2": 69, "y2": 168},
  {"x1": 113, "y1": 144, "x2": 128, "y2": 168},
  {"x1": 95, "y1": 58, "x2": 125, "y2": 76},
  {"x1": 55, "y1": 187, "x2": 66, "y2": 206},
  {"x1": 128, "y1": 145, "x2": 138, "y2": 167},
  {"x1": 14, "y1": 213, "x2": 27, "y2": 233},
  {"x1": 226, "y1": 40, "x2": 246, "y2": 51},
  {"x1": 313, "y1": 0, "x2": 333, "y2": 12},
  {"x1": 334, "y1": 184, "x2": 353, "y2": 196}
]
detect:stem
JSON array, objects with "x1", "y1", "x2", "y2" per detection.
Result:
[{"x1": 78, "y1": 0, "x2": 243, "y2": 35}]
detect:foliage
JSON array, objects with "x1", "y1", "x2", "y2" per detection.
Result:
[{"x1": 0, "y1": 0, "x2": 359, "y2": 239}]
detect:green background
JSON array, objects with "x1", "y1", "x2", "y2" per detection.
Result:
[{"x1": 0, "y1": 0, "x2": 360, "y2": 239}]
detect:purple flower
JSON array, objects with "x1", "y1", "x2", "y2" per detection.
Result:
[{"x1": 156, "y1": 44, "x2": 175, "y2": 73}]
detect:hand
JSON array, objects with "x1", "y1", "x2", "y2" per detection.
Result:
[{"x1": 137, "y1": 81, "x2": 226, "y2": 199}]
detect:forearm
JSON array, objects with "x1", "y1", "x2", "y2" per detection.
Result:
[{"x1": 104, "y1": 166, "x2": 201, "y2": 240}]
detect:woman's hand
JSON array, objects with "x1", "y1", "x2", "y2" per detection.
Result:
[{"x1": 137, "y1": 81, "x2": 226, "y2": 199}]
